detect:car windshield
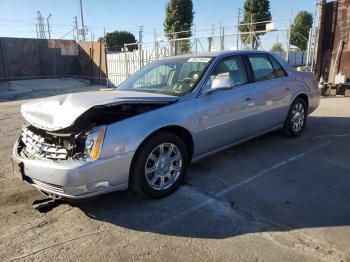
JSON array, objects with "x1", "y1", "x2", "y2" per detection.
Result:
[{"x1": 117, "y1": 57, "x2": 212, "y2": 96}]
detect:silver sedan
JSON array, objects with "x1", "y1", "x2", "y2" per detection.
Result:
[{"x1": 12, "y1": 51, "x2": 320, "y2": 199}]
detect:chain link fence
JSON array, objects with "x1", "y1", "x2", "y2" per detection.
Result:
[{"x1": 107, "y1": 22, "x2": 309, "y2": 86}]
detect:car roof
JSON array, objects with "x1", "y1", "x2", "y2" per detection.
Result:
[
  {"x1": 157, "y1": 50, "x2": 295, "y2": 79},
  {"x1": 159, "y1": 50, "x2": 272, "y2": 61}
]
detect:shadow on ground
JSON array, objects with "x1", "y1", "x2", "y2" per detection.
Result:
[{"x1": 72, "y1": 115, "x2": 350, "y2": 239}]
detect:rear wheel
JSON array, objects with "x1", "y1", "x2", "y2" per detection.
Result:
[
  {"x1": 283, "y1": 98, "x2": 307, "y2": 137},
  {"x1": 130, "y1": 132, "x2": 189, "y2": 198}
]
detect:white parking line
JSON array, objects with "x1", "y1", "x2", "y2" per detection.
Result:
[
  {"x1": 156, "y1": 138, "x2": 339, "y2": 228},
  {"x1": 312, "y1": 133, "x2": 350, "y2": 140}
]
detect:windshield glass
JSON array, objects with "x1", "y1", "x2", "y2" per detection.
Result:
[{"x1": 118, "y1": 57, "x2": 212, "y2": 96}]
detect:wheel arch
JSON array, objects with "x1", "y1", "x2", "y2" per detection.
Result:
[
  {"x1": 295, "y1": 93, "x2": 309, "y2": 109},
  {"x1": 129, "y1": 125, "x2": 194, "y2": 182},
  {"x1": 282, "y1": 92, "x2": 309, "y2": 128},
  {"x1": 289, "y1": 92, "x2": 309, "y2": 112}
]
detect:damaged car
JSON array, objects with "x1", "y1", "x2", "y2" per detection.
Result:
[{"x1": 11, "y1": 51, "x2": 320, "y2": 199}]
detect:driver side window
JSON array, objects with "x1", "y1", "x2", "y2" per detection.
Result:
[{"x1": 203, "y1": 56, "x2": 248, "y2": 93}]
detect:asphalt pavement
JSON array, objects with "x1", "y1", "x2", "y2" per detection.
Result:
[{"x1": 0, "y1": 82, "x2": 349, "y2": 261}]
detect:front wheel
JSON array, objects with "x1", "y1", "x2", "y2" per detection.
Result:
[
  {"x1": 130, "y1": 132, "x2": 189, "y2": 198},
  {"x1": 283, "y1": 98, "x2": 307, "y2": 137}
]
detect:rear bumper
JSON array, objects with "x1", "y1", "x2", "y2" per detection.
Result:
[{"x1": 11, "y1": 141, "x2": 133, "y2": 199}]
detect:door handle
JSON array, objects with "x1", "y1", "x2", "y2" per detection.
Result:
[
  {"x1": 244, "y1": 96, "x2": 255, "y2": 107},
  {"x1": 286, "y1": 87, "x2": 291, "y2": 91},
  {"x1": 244, "y1": 96, "x2": 254, "y2": 102}
]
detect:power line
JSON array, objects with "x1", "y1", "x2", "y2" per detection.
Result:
[{"x1": 59, "y1": 29, "x2": 74, "y2": 39}]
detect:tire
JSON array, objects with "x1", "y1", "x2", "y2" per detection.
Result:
[
  {"x1": 283, "y1": 97, "x2": 308, "y2": 137},
  {"x1": 130, "y1": 132, "x2": 189, "y2": 198}
]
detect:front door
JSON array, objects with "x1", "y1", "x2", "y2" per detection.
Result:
[{"x1": 194, "y1": 55, "x2": 259, "y2": 157}]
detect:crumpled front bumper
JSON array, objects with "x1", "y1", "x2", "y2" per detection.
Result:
[{"x1": 11, "y1": 141, "x2": 133, "y2": 199}]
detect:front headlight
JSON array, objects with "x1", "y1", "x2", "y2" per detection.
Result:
[{"x1": 84, "y1": 125, "x2": 106, "y2": 160}]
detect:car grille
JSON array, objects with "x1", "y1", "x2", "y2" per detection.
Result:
[{"x1": 20, "y1": 127, "x2": 68, "y2": 160}]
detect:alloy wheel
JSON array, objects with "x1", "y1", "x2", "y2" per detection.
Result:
[
  {"x1": 144, "y1": 143, "x2": 182, "y2": 191},
  {"x1": 291, "y1": 102, "x2": 305, "y2": 133}
]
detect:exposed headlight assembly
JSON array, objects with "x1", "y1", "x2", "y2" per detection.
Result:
[{"x1": 84, "y1": 125, "x2": 106, "y2": 160}]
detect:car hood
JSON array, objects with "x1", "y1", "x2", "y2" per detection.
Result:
[{"x1": 21, "y1": 90, "x2": 178, "y2": 131}]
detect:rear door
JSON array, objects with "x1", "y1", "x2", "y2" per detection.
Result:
[
  {"x1": 195, "y1": 55, "x2": 259, "y2": 156},
  {"x1": 245, "y1": 53, "x2": 291, "y2": 131}
]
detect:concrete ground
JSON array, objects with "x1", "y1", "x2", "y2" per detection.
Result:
[{"x1": 0, "y1": 81, "x2": 349, "y2": 261}]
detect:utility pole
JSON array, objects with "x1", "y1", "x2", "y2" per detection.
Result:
[
  {"x1": 314, "y1": 0, "x2": 324, "y2": 78},
  {"x1": 138, "y1": 26, "x2": 143, "y2": 46},
  {"x1": 250, "y1": 13, "x2": 253, "y2": 50},
  {"x1": 211, "y1": 24, "x2": 215, "y2": 36},
  {"x1": 219, "y1": 20, "x2": 224, "y2": 51},
  {"x1": 138, "y1": 26, "x2": 144, "y2": 68},
  {"x1": 153, "y1": 29, "x2": 157, "y2": 43},
  {"x1": 208, "y1": 24, "x2": 215, "y2": 52},
  {"x1": 154, "y1": 29, "x2": 159, "y2": 59},
  {"x1": 311, "y1": 0, "x2": 319, "y2": 72},
  {"x1": 46, "y1": 14, "x2": 52, "y2": 39},
  {"x1": 103, "y1": 27, "x2": 107, "y2": 51},
  {"x1": 79, "y1": 0, "x2": 85, "y2": 40},
  {"x1": 91, "y1": 28, "x2": 94, "y2": 42},
  {"x1": 286, "y1": 9, "x2": 292, "y2": 63},
  {"x1": 73, "y1": 16, "x2": 78, "y2": 40},
  {"x1": 194, "y1": 24, "x2": 198, "y2": 53},
  {"x1": 236, "y1": 8, "x2": 241, "y2": 50},
  {"x1": 306, "y1": 28, "x2": 313, "y2": 67}
]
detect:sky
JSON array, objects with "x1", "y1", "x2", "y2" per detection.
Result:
[{"x1": 0, "y1": 0, "x2": 317, "y2": 44}]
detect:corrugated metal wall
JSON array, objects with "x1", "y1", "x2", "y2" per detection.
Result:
[
  {"x1": 0, "y1": 38, "x2": 77, "y2": 79},
  {"x1": 0, "y1": 38, "x2": 107, "y2": 84},
  {"x1": 77, "y1": 41, "x2": 108, "y2": 85}
]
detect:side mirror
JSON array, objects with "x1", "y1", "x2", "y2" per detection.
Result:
[{"x1": 206, "y1": 77, "x2": 234, "y2": 94}]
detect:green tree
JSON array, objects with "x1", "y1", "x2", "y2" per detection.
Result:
[
  {"x1": 290, "y1": 11, "x2": 313, "y2": 51},
  {"x1": 238, "y1": 0, "x2": 272, "y2": 49},
  {"x1": 164, "y1": 0, "x2": 194, "y2": 53},
  {"x1": 99, "y1": 31, "x2": 137, "y2": 52},
  {"x1": 270, "y1": 42, "x2": 285, "y2": 53}
]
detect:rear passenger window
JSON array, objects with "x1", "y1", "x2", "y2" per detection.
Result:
[
  {"x1": 269, "y1": 55, "x2": 287, "y2": 78},
  {"x1": 248, "y1": 54, "x2": 276, "y2": 82}
]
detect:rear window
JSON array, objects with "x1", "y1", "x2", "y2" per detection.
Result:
[{"x1": 269, "y1": 55, "x2": 287, "y2": 78}]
